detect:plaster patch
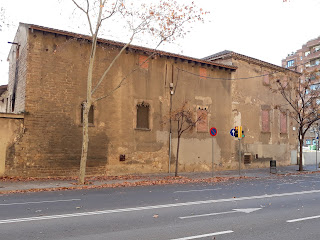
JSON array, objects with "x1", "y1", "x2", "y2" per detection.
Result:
[
  {"x1": 195, "y1": 96, "x2": 212, "y2": 105},
  {"x1": 156, "y1": 131, "x2": 169, "y2": 143},
  {"x1": 234, "y1": 112, "x2": 241, "y2": 126}
]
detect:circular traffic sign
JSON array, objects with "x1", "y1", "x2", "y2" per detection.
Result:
[{"x1": 210, "y1": 127, "x2": 217, "y2": 137}]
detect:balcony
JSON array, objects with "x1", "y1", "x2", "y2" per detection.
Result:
[{"x1": 304, "y1": 49, "x2": 320, "y2": 62}]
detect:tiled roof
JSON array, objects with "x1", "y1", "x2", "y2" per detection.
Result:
[
  {"x1": 202, "y1": 50, "x2": 232, "y2": 61},
  {"x1": 203, "y1": 50, "x2": 299, "y2": 73},
  {"x1": 23, "y1": 23, "x2": 237, "y2": 71}
]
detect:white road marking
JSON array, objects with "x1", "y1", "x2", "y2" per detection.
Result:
[
  {"x1": 287, "y1": 215, "x2": 320, "y2": 223},
  {"x1": 0, "y1": 199, "x2": 81, "y2": 206},
  {"x1": 1, "y1": 190, "x2": 320, "y2": 224},
  {"x1": 174, "y1": 188, "x2": 221, "y2": 193},
  {"x1": 277, "y1": 183, "x2": 296, "y2": 186},
  {"x1": 179, "y1": 208, "x2": 262, "y2": 219},
  {"x1": 170, "y1": 230, "x2": 233, "y2": 240}
]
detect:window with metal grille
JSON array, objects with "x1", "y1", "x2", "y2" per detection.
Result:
[
  {"x1": 244, "y1": 154, "x2": 252, "y2": 164},
  {"x1": 136, "y1": 102, "x2": 149, "y2": 129},
  {"x1": 81, "y1": 105, "x2": 94, "y2": 124}
]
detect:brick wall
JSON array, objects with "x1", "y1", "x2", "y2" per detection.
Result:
[{"x1": 5, "y1": 24, "x2": 234, "y2": 177}]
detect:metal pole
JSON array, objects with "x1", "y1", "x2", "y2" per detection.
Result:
[
  {"x1": 239, "y1": 138, "x2": 241, "y2": 175},
  {"x1": 169, "y1": 133, "x2": 172, "y2": 173},
  {"x1": 316, "y1": 128, "x2": 318, "y2": 170},
  {"x1": 316, "y1": 139, "x2": 318, "y2": 170},
  {"x1": 168, "y1": 65, "x2": 173, "y2": 174},
  {"x1": 212, "y1": 138, "x2": 214, "y2": 177}
]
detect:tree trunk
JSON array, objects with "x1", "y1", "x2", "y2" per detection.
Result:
[
  {"x1": 79, "y1": 103, "x2": 90, "y2": 184},
  {"x1": 299, "y1": 138, "x2": 304, "y2": 171},
  {"x1": 175, "y1": 135, "x2": 181, "y2": 177}
]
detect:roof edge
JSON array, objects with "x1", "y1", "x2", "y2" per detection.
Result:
[
  {"x1": 205, "y1": 50, "x2": 300, "y2": 74},
  {"x1": 24, "y1": 23, "x2": 237, "y2": 71}
]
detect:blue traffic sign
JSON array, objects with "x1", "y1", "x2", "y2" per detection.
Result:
[
  {"x1": 210, "y1": 127, "x2": 217, "y2": 137},
  {"x1": 230, "y1": 128, "x2": 235, "y2": 137}
]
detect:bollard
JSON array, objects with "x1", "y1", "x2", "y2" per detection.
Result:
[{"x1": 270, "y1": 160, "x2": 277, "y2": 174}]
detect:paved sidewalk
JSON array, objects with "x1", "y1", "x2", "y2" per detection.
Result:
[{"x1": 0, "y1": 165, "x2": 319, "y2": 194}]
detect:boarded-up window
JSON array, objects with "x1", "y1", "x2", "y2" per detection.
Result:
[
  {"x1": 139, "y1": 55, "x2": 149, "y2": 69},
  {"x1": 200, "y1": 67, "x2": 207, "y2": 80},
  {"x1": 197, "y1": 108, "x2": 208, "y2": 132},
  {"x1": 137, "y1": 102, "x2": 149, "y2": 129},
  {"x1": 261, "y1": 110, "x2": 270, "y2": 132},
  {"x1": 81, "y1": 105, "x2": 94, "y2": 124},
  {"x1": 263, "y1": 72, "x2": 270, "y2": 85},
  {"x1": 280, "y1": 111, "x2": 287, "y2": 134}
]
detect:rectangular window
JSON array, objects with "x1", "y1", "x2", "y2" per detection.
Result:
[
  {"x1": 280, "y1": 111, "x2": 287, "y2": 134},
  {"x1": 286, "y1": 60, "x2": 295, "y2": 68},
  {"x1": 261, "y1": 110, "x2": 270, "y2": 132},
  {"x1": 306, "y1": 139, "x2": 311, "y2": 145},
  {"x1": 139, "y1": 55, "x2": 149, "y2": 70},
  {"x1": 136, "y1": 102, "x2": 149, "y2": 129},
  {"x1": 81, "y1": 105, "x2": 94, "y2": 124},
  {"x1": 305, "y1": 51, "x2": 311, "y2": 57},
  {"x1": 199, "y1": 67, "x2": 207, "y2": 80},
  {"x1": 197, "y1": 108, "x2": 208, "y2": 132}
]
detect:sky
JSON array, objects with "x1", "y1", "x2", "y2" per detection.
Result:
[{"x1": 0, "y1": 0, "x2": 320, "y2": 86}]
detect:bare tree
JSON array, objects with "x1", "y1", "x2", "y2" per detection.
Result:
[
  {"x1": 164, "y1": 102, "x2": 204, "y2": 177},
  {"x1": 69, "y1": 0, "x2": 207, "y2": 183},
  {"x1": 273, "y1": 70, "x2": 320, "y2": 171}
]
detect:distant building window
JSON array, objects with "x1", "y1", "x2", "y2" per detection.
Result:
[
  {"x1": 305, "y1": 51, "x2": 310, "y2": 57},
  {"x1": 199, "y1": 68, "x2": 207, "y2": 80},
  {"x1": 136, "y1": 102, "x2": 149, "y2": 129},
  {"x1": 286, "y1": 60, "x2": 295, "y2": 68},
  {"x1": 313, "y1": 45, "x2": 320, "y2": 52},
  {"x1": 197, "y1": 108, "x2": 208, "y2": 132},
  {"x1": 280, "y1": 111, "x2": 287, "y2": 134},
  {"x1": 261, "y1": 109, "x2": 270, "y2": 132},
  {"x1": 306, "y1": 139, "x2": 311, "y2": 145},
  {"x1": 310, "y1": 58, "x2": 320, "y2": 67},
  {"x1": 139, "y1": 55, "x2": 149, "y2": 70},
  {"x1": 81, "y1": 104, "x2": 94, "y2": 125}
]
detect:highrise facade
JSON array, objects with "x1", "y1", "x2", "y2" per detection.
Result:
[{"x1": 282, "y1": 36, "x2": 320, "y2": 73}]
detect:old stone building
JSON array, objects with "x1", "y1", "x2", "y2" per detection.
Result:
[
  {"x1": 204, "y1": 51, "x2": 299, "y2": 166},
  {"x1": 0, "y1": 23, "x2": 299, "y2": 177}
]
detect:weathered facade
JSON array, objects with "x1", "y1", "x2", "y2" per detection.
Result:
[
  {"x1": 0, "y1": 85, "x2": 8, "y2": 112},
  {"x1": 1, "y1": 23, "x2": 298, "y2": 177},
  {"x1": 204, "y1": 51, "x2": 299, "y2": 167}
]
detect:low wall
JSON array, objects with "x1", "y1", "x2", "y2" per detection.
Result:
[{"x1": 0, "y1": 113, "x2": 24, "y2": 176}]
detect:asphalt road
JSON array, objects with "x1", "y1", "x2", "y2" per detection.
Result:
[{"x1": 1, "y1": 173, "x2": 320, "y2": 240}]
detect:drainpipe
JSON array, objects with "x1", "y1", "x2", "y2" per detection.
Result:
[{"x1": 169, "y1": 65, "x2": 174, "y2": 173}]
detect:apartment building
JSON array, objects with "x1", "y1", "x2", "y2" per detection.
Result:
[
  {"x1": 282, "y1": 36, "x2": 320, "y2": 147},
  {"x1": 282, "y1": 36, "x2": 320, "y2": 73}
]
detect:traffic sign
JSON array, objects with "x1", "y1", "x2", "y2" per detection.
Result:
[
  {"x1": 210, "y1": 127, "x2": 217, "y2": 137},
  {"x1": 230, "y1": 128, "x2": 235, "y2": 137}
]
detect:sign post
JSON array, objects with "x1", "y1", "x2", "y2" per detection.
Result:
[
  {"x1": 232, "y1": 126, "x2": 244, "y2": 176},
  {"x1": 210, "y1": 127, "x2": 217, "y2": 177}
]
